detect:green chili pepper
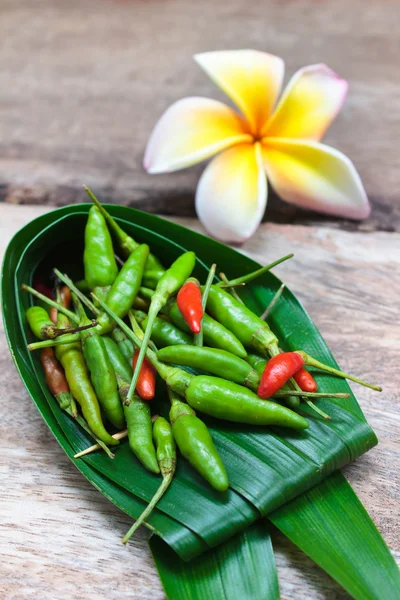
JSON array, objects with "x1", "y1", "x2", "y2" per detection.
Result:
[
  {"x1": 185, "y1": 376, "x2": 308, "y2": 429},
  {"x1": 84, "y1": 205, "x2": 118, "y2": 289},
  {"x1": 121, "y1": 415, "x2": 176, "y2": 543},
  {"x1": 55, "y1": 336, "x2": 118, "y2": 446},
  {"x1": 135, "y1": 310, "x2": 192, "y2": 348},
  {"x1": 111, "y1": 327, "x2": 134, "y2": 365},
  {"x1": 158, "y1": 345, "x2": 260, "y2": 390},
  {"x1": 102, "y1": 336, "x2": 133, "y2": 383},
  {"x1": 95, "y1": 244, "x2": 150, "y2": 333},
  {"x1": 127, "y1": 251, "x2": 196, "y2": 404},
  {"x1": 169, "y1": 391, "x2": 228, "y2": 492},
  {"x1": 168, "y1": 301, "x2": 247, "y2": 358},
  {"x1": 246, "y1": 352, "x2": 268, "y2": 375},
  {"x1": 115, "y1": 373, "x2": 159, "y2": 474},
  {"x1": 26, "y1": 306, "x2": 86, "y2": 340},
  {"x1": 72, "y1": 293, "x2": 125, "y2": 430},
  {"x1": 206, "y1": 286, "x2": 279, "y2": 355},
  {"x1": 84, "y1": 186, "x2": 165, "y2": 282}
]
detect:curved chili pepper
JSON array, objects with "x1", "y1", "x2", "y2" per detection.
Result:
[
  {"x1": 176, "y1": 278, "x2": 203, "y2": 334},
  {"x1": 128, "y1": 251, "x2": 196, "y2": 404},
  {"x1": 55, "y1": 330, "x2": 118, "y2": 446},
  {"x1": 186, "y1": 376, "x2": 309, "y2": 430},
  {"x1": 157, "y1": 345, "x2": 260, "y2": 391},
  {"x1": 96, "y1": 244, "x2": 150, "y2": 334},
  {"x1": 132, "y1": 348, "x2": 156, "y2": 401},
  {"x1": 168, "y1": 301, "x2": 247, "y2": 358},
  {"x1": 115, "y1": 373, "x2": 159, "y2": 473},
  {"x1": 293, "y1": 367, "x2": 318, "y2": 393},
  {"x1": 84, "y1": 205, "x2": 118, "y2": 289},
  {"x1": 122, "y1": 416, "x2": 176, "y2": 543},
  {"x1": 169, "y1": 392, "x2": 228, "y2": 492},
  {"x1": 257, "y1": 352, "x2": 304, "y2": 399},
  {"x1": 84, "y1": 186, "x2": 165, "y2": 284},
  {"x1": 72, "y1": 293, "x2": 125, "y2": 430},
  {"x1": 206, "y1": 285, "x2": 278, "y2": 355}
]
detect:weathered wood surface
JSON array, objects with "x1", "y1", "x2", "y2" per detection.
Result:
[
  {"x1": 0, "y1": 0, "x2": 399, "y2": 232},
  {"x1": 0, "y1": 205, "x2": 399, "y2": 600}
]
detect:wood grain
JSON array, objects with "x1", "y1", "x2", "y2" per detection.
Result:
[
  {"x1": 0, "y1": 205, "x2": 399, "y2": 600},
  {"x1": 0, "y1": 0, "x2": 399, "y2": 231}
]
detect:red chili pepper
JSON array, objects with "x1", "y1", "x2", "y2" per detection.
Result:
[
  {"x1": 257, "y1": 352, "x2": 304, "y2": 399},
  {"x1": 176, "y1": 278, "x2": 203, "y2": 334},
  {"x1": 132, "y1": 348, "x2": 156, "y2": 401},
  {"x1": 293, "y1": 367, "x2": 318, "y2": 393}
]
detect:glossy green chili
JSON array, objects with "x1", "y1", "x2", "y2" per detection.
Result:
[
  {"x1": 168, "y1": 301, "x2": 247, "y2": 358},
  {"x1": 115, "y1": 374, "x2": 159, "y2": 474},
  {"x1": 128, "y1": 251, "x2": 196, "y2": 404},
  {"x1": 84, "y1": 205, "x2": 118, "y2": 289},
  {"x1": 55, "y1": 335, "x2": 118, "y2": 446},
  {"x1": 169, "y1": 393, "x2": 228, "y2": 492},
  {"x1": 102, "y1": 336, "x2": 133, "y2": 383},
  {"x1": 73, "y1": 294, "x2": 125, "y2": 430},
  {"x1": 157, "y1": 345, "x2": 260, "y2": 390},
  {"x1": 111, "y1": 327, "x2": 134, "y2": 365},
  {"x1": 206, "y1": 286, "x2": 279, "y2": 355},
  {"x1": 122, "y1": 416, "x2": 176, "y2": 543},
  {"x1": 84, "y1": 186, "x2": 165, "y2": 283},
  {"x1": 96, "y1": 244, "x2": 149, "y2": 333},
  {"x1": 26, "y1": 306, "x2": 77, "y2": 340},
  {"x1": 135, "y1": 310, "x2": 192, "y2": 348},
  {"x1": 185, "y1": 376, "x2": 309, "y2": 429}
]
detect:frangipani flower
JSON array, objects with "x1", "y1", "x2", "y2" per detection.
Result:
[{"x1": 144, "y1": 50, "x2": 369, "y2": 243}]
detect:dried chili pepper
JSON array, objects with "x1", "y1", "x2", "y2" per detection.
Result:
[
  {"x1": 132, "y1": 348, "x2": 156, "y2": 401},
  {"x1": 257, "y1": 352, "x2": 304, "y2": 399},
  {"x1": 176, "y1": 278, "x2": 203, "y2": 334}
]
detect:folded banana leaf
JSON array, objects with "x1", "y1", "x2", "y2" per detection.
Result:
[{"x1": 3, "y1": 204, "x2": 378, "y2": 563}]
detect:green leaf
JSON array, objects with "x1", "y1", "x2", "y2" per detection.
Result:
[
  {"x1": 3, "y1": 204, "x2": 377, "y2": 561},
  {"x1": 270, "y1": 470, "x2": 400, "y2": 600},
  {"x1": 150, "y1": 520, "x2": 279, "y2": 600}
]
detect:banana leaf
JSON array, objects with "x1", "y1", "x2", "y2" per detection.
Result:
[
  {"x1": 270, "y1": 471, "x2": 400, "y2": 599},
  {"x1": 150, "y1": 521, "x2": 279, "y2": 600},
  {"x1": 3, "y1": 204, "x2": 378, "y2": 560}
]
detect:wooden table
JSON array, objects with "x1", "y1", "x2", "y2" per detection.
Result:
[
  {"x1": 1, "y1": 205, "x2": 399, "y2": 599},
  {"x1": 0, "y1": 0, "x2": 399, "y2": 597}
]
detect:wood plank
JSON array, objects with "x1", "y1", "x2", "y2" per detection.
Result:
[
  {"x1": 0, "y1": 205, "x2": 398, "y2": 599},
  {"x1": 0, "y1": 0, "x2": 399, "y2": 231}
]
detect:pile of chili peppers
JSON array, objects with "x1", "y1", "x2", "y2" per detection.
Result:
[{"x1": 23, "y1": 188, "x2": 381, "y2": 544}]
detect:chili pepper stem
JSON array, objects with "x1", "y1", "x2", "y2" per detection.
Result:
[
  {"x1": 121, "y1": 468, "x2": 175, "y2": 544},
  {"x1": 296, "y1": 351, "x2": 382, "y2": 392},
  {"x1": 73, "y1": 430, "x2": 128, "y2": 458},
  {"x1": 273, "y1": 391, "x2": 349, "y2": 399},
  {"x1": 28, "y1": 334, "x2": 80, "y2": 351},
  {"x1": 305, "y1": 400, "x2": 331, "y2": 420},
  {"x1": 73, "y1": 413, "x2": 116, "y2": 458},
  {"x1": 128, "y1": 311, "x2": 158, "y2": 354},
  {"x1": 195, "y1": 263, "x2": 216, "y2": 347},
  {"x1": 219, "y1": 272, "x2": 244, "y2": 305},
  {"x1": 53, "y1": 269, "x2": 100, "y2": 316},
  {"x1": 218, "y1": 253, "x2": 294, "y2": 288},
  {"x1": 261, "y1": 284, "x2": 285, "y2": 320},
  {"x1": 22, "y1": 284, "x2": 79, "y2": 324}
]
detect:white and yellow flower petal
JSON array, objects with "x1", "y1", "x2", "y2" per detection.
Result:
[
  {"x1": 195, "y1": 143, "x2": 267, "y2": 243},
  {"x1": 144, "y1": 97, "x2": 251, "y2": 173},
  {"x1": 262, "y1": 64, "x2": 348, "y2": 141},
  {"x1": 262, "y1": 138, "x2": 369, "y2": 219},
  {"x1": 195, "y1": 50, "x2": 284, "y2": 136}
]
